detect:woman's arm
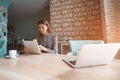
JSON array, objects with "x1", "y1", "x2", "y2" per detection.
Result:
[
  {"x1": 23, "y1": 46, "x2": 32, "y2": 54},
  {"x1": 47, "y1": 35, "x2": 58, "y2": 54},
  {"x1": 39, "y1": 45, "x2": 48, "y2": 52},
  {"x1": 38, "y1": 34, "x2": 58, "y2": 54}
]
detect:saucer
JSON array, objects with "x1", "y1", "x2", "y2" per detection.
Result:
[{"x1": 5, "y1": 55, "x2": 11, "y2": 59}]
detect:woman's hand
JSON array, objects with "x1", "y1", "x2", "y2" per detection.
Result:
[
  {"x1": 39, "y1": 45, "x2": 47, "y2": 52},
  {"x1": 24, "y1": 46, "x2": 31, "y2": 54}
]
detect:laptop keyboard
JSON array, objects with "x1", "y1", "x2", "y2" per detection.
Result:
[{"x1": 69, "y1": 60, "x2": 76, "y2": 65}]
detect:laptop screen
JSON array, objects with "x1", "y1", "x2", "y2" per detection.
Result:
[{"x1": 23, "y1": 39, "x2": 41, "y2": 54}]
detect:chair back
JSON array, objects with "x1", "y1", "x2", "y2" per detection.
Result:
[{"x1": 68, "y1": 40, "x2": 104, "y2": 55}]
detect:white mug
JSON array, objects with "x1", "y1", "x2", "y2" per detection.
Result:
[{"x1": 9, "y1": 50, "x2": 17, "y2": 58}]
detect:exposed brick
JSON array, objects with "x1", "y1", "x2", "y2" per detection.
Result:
[
  {"x1": 50, "y1": 0, "x2": 120, "y2": 44},
  {"x1": 50, "y1": 0, "x2": 103, "y2": 40}
]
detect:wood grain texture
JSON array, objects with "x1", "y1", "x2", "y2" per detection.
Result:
[{"x1": 0, "y1": 54, "x2": 120, "y2": 80}]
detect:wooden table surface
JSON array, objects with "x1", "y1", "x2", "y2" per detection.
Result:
[{"x1": 0, "y1": 54, "x2": 120, "y2": 80}]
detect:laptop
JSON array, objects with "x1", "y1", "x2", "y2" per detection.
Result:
[
  {"x1": 22, "y1": 39, "x2": 41, "y2": 54},
  {"x1": 68, "y1": 40, "x2": 104, "y2": 55},
  {"x1": 69, "y1": 40, "x2": 104, "y2": 52},
  {"x1": 63, "y1": 43, "x2": 120, "y2": 68}
]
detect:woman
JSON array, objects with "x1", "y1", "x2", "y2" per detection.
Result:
[{"x1": 24, "y1": 19, "x2": 58, "y2": 54}]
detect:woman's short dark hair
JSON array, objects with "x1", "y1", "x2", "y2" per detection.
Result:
[{"x1": 37, "y1": 19, "x2": 52, "y2": 33}]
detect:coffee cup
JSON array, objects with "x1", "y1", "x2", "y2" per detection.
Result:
[{"x1": 9, "y1": 50, "x2": 17, "y2": 58}]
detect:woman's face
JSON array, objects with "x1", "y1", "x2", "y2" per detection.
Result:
[{"x1": 38, "y1": 24, "x2": 48, "y2": 35}]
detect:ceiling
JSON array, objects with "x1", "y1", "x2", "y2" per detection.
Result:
[{"x1": 8, "y1": 0, "x2": 49, "y2": 20}]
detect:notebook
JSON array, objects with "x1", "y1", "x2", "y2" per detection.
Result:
[
  {"x1": 22, "y1": 39, "x2": 41, "y2": 54},
  {"x1": 63, "y1": 43, "x2": 120, "y2": 68}
]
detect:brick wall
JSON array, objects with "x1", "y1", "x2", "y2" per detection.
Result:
[
  {"x1": 50, "y1": 0, "x2": 103, "y2": 41},
  {"x1": 50, "y1": 0, "x2": 120, "y2": 42},
  {"x1": 50, "y1": 0, "x2": 120, "y2": 58},
  {"x1": 103, "y1": 0, "x2": 120, "y2": 59},
  {"x1": 114, "y1": 0, "x2": 120, "y2": 42},
  {"x1": 102, "y1": 0, "x2": 117, "y2": 43},
  {"x1": 102, "y1": 0, "x2": 120, "y2": 59}
]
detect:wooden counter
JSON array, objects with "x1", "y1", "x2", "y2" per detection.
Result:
[{"x1": 0, "y1": 54, "x2": 120, "y2": 80}]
